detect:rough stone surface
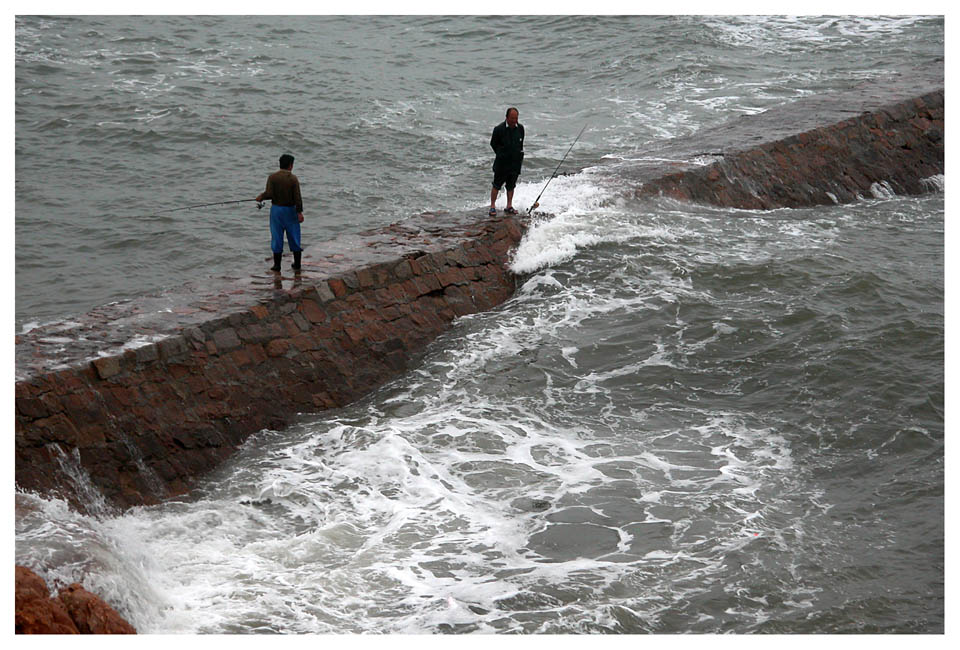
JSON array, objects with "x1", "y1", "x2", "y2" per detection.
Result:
[
  {"x1": 15, "y1": 566, "x2": 79, "y2": 634},
  {"x1": 15, "y1": 565, "x2": 136, "y2": 634},
  {"x1": 56, "y1": 583, "x2": 138, "y2": 634}
]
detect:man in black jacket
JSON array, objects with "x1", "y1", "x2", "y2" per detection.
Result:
[{"x1": 489, "y1": 107, "x2": 524, "y2": 216}]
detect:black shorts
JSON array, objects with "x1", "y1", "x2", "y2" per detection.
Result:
[{"x1": 493, "y1": 167, "x2": 520, "y2": 191}]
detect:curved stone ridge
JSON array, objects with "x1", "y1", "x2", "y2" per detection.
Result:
[{"x1": 636, "y1": 90, "x2": 943, "y2": 209}]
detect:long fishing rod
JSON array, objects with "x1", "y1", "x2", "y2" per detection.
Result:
[
  {"x1": 136, "y1": 198, "x2": 264, "y2": 218},
  {"x1": 528, "y1": 123, "x2": 588, "y2": 215}
]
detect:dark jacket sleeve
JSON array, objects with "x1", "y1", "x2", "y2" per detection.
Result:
[
  {"x1": 257, "y1": 175, "x2": 273, "y2": 202},
  {"x1": 490, "y1": 123, "x2": 502, "y2": 154}
]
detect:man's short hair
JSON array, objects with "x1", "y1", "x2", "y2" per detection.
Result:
[
  {"x1": 279, "y1": 154, "x2": 295, "y2": 169},
  {"x1": 506, "y1": 107, "x2": 519, "y2": 119}
]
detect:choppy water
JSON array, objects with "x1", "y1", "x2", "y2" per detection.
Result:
[{"x1": 15, "y1": 15, "x2": 944, "y2": 634}]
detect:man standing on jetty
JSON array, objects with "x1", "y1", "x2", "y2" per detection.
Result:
[
  {"x1": 489, "y1": 107, "x2": 524, "y2": 216},
  {"x1": 256, "y1": 153, "x2": 304, "y2": 271}
]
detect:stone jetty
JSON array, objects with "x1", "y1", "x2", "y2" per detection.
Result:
[
  {"x1": 14, "y1": 80, "x2": 944, "y2": 635},
  {"x1": 15, "y1": 86, "x2": 943, "y2": 511}
]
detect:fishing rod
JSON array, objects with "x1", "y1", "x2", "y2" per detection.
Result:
[
  {"x1": 528, "y1": 123, "x2": 588, "y2": 215},
  {"x1": 136, "y1": 198, "x2": 264, "y2": 218}
]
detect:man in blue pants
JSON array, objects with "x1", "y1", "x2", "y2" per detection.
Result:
[{"x1": 256, "y1": 153, "x2": 304, "y2": 271}]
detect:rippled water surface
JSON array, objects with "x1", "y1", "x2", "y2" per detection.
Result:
[{"x1": 15, "y1": 15, "x2": 944, "y2": 634}]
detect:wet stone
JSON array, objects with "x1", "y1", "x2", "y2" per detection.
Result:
[
  {"x1": 158, "y1": 336, "x2": 189, "y2": 361},
  {"x1": 212, "y1": 328, "x2": 242, "y2": 352},
  {"x1": 91, "y1": 356, "x2": 121, "y2": 380}
]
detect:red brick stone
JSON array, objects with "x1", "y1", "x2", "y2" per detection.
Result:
[
  {"x1": 57, "y1": 370, "x2": 90, "y2": 394},
  {"x1": 29, "y1": 414, "x2": 81, "y2": 445},
  {"x1": 362, "y1": 321, "x2": 389, "y2": 342},
  {"x1": 246, "y1": 343, "x2": 268, "y2": 364},
  {"x1": 15, "y1": 566, "x2": 80, "y2": 634},
  {"x1": 291, "y1": 333, "x2": 317, "y2": 352},
  {"x1": 355, "y1": 267, "x2": 376, "y2": 289},
  {"x1": 398, "y1": 279, "x2": 420, "y2": 300},
  {"x1": 379, "y1": 305, "x2": 401, "y2": 321},
  {"x1": 167, "y1": 363, "x2": 192, "y2": 380},
  {"x1": 344, "y1": 325, "x2": 365, "y2": 343},
  {"x1": 281, "y1": 316, "x2": 301, "y2": 337},
  {"x1": 230, "y1": 347, "x2": 254, "y2": 367},
  {"x1": 55, "y1": 582, "x2": 136, "y2": 634},
  {"x1": 92, "y1": 356, "x2": 122, "y2": 380},
  {"x1": 110, "y1": 385, "x2": 141, "y2": 408},
  {"x1": 393, "y1": 259, "x2": 413, "y2": 280},
  {"x1": 301, "y1": 299, "x2": 327, "y2": 323},
  {"x1": 328, "y1": 277, "x2": 349, "y2": 297},
  {"x1": 265, "y1": 339, "x2": 290, "y2": 357},
  {"x1": 436, "y1": 267, "x2": 466, "y2": 287},
  {"x1": 383, "y1": 283, "x2": 408, "y2": 304},
  {"x1": 74, "y1": 424, "x2": 108, "y2": 447},
  {"x1": 16, "y1": 398, "x2": 50, "y2": 420},
  {"x1": 413, "y1": 274, "x2": 442, "y2": 294}
]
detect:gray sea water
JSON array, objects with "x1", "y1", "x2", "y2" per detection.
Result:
[{"x1": 15, "y1": 15, "x2": 944, "y2": 634}]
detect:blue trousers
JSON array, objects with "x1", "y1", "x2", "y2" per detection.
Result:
[{"x1": 269, "y1": 205, "x2": 302, "y2": 253}]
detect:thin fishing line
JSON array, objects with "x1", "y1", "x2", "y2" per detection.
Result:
[
  {"x1": 134, "y1": 199, "x2": 264, "y2": 218},
  {"x1": 528, "y1": 123, "x2": 588, "y2": 215}
]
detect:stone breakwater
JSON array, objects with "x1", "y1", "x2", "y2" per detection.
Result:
[
  {"x1": 16, "y1": 211, "x2": 525, "y2": 510},
  {"x1": 13, "y1": 86, "x2": 946, "y2": 634},
  {"x1": 635, "y1": 90, "x2": 944, "y2": 209},
  {"x1": 15, "y1": 88, "x2": 945, "y2": 514}
]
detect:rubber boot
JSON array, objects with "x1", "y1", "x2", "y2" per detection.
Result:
[
  {"x1": 271, "y1": 253, "x2": 282, "y2": 271},
  {"x1": 292, "y1": 251, "x2": 302, "y2": 271}
]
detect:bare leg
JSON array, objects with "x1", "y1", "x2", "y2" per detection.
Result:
[
  {"x1": 506, "y1": 189, "x2": 514, "y2": 210},
  {"x1": 490, "y1": 187, "x2": 499, "y2": 210}
]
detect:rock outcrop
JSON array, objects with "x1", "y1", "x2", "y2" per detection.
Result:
[{"x1": 15, "y1": 566, "x2": 136, "y2": 634}]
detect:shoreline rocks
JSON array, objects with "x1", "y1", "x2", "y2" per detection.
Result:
[{"x1": 15, "y1": 565, "x2": 136, "y2": 634}]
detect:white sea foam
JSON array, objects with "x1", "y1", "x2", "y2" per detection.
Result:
[
  {"x1": 15, "y1": 283, "x2": 821, "y2": 633},
  {"x1": 506, "y1": 171, "x2": 642, "y2": 275},
  {"x1": 921, "y1": 174, "x2": 945, "y2": 192},
  {"x1": 870, "y1": 180, "x2": 897, "y2": 199}
]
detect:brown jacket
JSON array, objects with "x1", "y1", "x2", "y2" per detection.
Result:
[{"x1": 258, "y1": 169, "x2": 303, "y2": 213}]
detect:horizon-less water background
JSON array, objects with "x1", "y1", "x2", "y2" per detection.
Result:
[{"x1": 15, "y1": 16, "x2": 944, "y2": 633}]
